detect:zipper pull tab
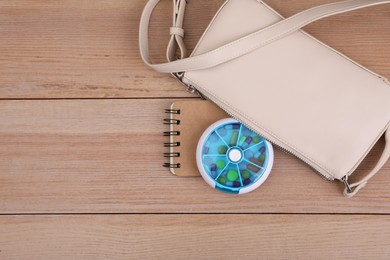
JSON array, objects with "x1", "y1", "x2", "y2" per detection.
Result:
[
  {"x1": 186, "y1": 85, "x2": 206, "y2": 100},
  {"x1": 186, "y1": 85, "x2": 196, "y2": 94},
  {"x1": 171, "y1": 72, "x2": 196, "y2": 93},
  {"x1": 341, "y1": 176, "x2": 352, "y2": 194},
  {"x1": 171, "y1": 73, "x2": 206, "y2": 99}
]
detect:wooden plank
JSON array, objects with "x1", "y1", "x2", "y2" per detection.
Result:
[
  {"x1": 0, "y1": 0, "x2": 389, "y2": 99},
  {"x1": 0, "y1": 99, "x2": 389, "y2": 214},
  {"x1": 0, "y1": 214, "x2": 389, "y2": 259},
  {"x1": 0, "y1": 0, "x2": 223, "y2": 99}
]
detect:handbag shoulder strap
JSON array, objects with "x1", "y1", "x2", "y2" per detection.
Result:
[{"x1": 139, "y1": 0, "x2": 390, "y2": 73}]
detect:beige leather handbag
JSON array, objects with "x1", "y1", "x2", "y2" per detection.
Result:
[{"x1": 139, "y1": 0, "x2": 390, "y2": 197}]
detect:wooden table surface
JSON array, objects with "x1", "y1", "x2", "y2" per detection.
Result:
[{"x1": 0, "y1": 0, "x2": 389, "y2": 259}]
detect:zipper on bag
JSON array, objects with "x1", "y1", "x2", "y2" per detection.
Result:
[{"x1": 180, "y1": 76, "x2": 335, "y2": 181}]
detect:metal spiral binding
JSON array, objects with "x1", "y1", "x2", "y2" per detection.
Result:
[
  {"x1": 165, "y1": 109, "x2": 181, "y2": 115},
  {"x1": 164, "y1": 142, "x2": 180, "y2": 147},
  {"x1": 164, "y1": 131, "x2": 180, "y2": 136},
  {"x1": 164, "y1": 152, "x2": 180, "y2": 158},
  {"x1": 163, "y1": 108, "x2": 181, "y2": 169},
  {"x1": 163, "y1": 118, "x2": 180, "y2": 125},
  {"x1": 163, "y1": 163, "x2": 181, "y2": 169}
]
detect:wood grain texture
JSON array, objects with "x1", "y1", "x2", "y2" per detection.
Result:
[
  {"x1": 0, "y1": 0, "x2": 389, "y2": 99},
  {"x1": 0, "y1": 0, "x2": 222, "y2": 99},
  {"x1": 1, "y1": 1, "x2": 390, "y2": 258},
  {"x1": 0, "y1": 99, "x2": 389, "y2": 214},
  {"x1": 0, "y1": 214, "x2": 389, "y2": 260}
]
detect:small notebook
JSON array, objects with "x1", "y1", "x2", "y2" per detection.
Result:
[{"x1": 164, "y1": 100, "x2": 228, "y2": 176}]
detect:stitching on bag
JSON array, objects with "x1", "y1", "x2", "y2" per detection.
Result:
[
  {"x1": 203, "y1": 0, "x2": 345, "y2": 56},
  {"x1": 185, "y1": 75, "x2": 335, "y2": 175},
  {"x1": 206, "y1": 7, "x2": 365, "y2": 69},
  {"x1": 211, "y1": 1, "x2": 344, "y2": 52},
  {"x1": 255, "y1": 0, "x2": 379, "y2": 79},
  {"x1": 176, "y1": 0, "x2": 378, "y2": 73}
]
